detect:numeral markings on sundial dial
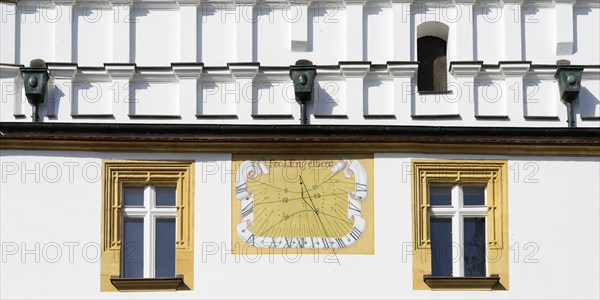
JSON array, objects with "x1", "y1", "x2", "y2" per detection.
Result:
[
  {"x1": 288, "y1": 237, "x2": 306, "y2": 248},
  {"x1": 246, "y1": 233, "x2": 256, "y2": 246},
  {"x1": 355, "y1": 183, "x2": 367, "y2": 192},
  {"x1": 349, "y1": 201, "x2": 361, "y2": 213},
  {"x1": 235, "y1": 183, "x2": 246, "y2": 196},
  {"x1": 349, "y1": 227, "x2": 362, "y2": 240},
  {"x1": 241, "y1": 202, "x2": 253, "y2": 219}
]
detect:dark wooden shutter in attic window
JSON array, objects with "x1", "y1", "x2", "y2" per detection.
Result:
[{"x1": 417, "y1": 36, "x2": 448, "y2": 92}]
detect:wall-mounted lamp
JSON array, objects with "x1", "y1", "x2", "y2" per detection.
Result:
[
  {"x1": 20, "y1": 59, "x2": 49, "y2": 123},
  {"x1": 555, "y1": 64, "x2": 584, "y2": 128},
  {"x1": 290, "y1": 59, "x2": 316, "y2": 125}
]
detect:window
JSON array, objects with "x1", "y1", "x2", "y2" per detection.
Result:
[
  {"x1": 429, "y1": 185, "x2": 487, "y2": 277},
  {"x1": 417, "y1": 36, "x2": 447, "y2": 92},
  {"x1": 417, "y1": 22, "x2": 449, "y2": 93},
  {"x1": 411, "y1": 160, "x2": 508, "y2": 290},
  {"x1": 122, "y1": 186, "x2": 177, "y2": 278},
  {"x1": 101, "y1": 161, "x2": 194, "y2": 292}
]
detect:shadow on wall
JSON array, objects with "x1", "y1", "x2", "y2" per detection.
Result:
[
  {"x1": 14, "y1": 3, "x2": 45, "y2": 64},
  {"x1": 309, "y1": 3, "x2": 341, "y2": 53},
  {"x1": 472, "y1": 4, "x2": 499, "y2": 62},
  {"x1": 312, "y1": 80, "x2": 339, "y2": 116},
  {"x1": 578, "y1": 87, "x2": 600, "y2": 119},
  {"x1": 364, "y1": 79, "x2": 382, "y2": 115},
  {"x1": 129, "y1": 8, "x2": 151, "y2": 64},
  {"x1": 43, "y1": 82, "x2": 65, "y2": 120},
  {"x1": 520, "y1": 4, "x2": 540, "y2": 61},
  {"x1": 362, "y1": 8, "x2": 382, "y2": 61},
  {"x1": 71, "y1": 8, "x2": 96, "y2": 64},
  {"x1": 573, "y1": 7, "x2": 593, "y2": 56},
  {"x1": 128, "y1": 82, "x2": 150, "y2": 115}
]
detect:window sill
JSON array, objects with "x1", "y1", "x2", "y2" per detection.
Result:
[
  {"x1": 417, "y1": 90, "x2": 453, "y2": 94},
  {"x1": 110, "y1": 275, "x2": 184, "y2": 292},
  {"x1": 423, "y1": 274, "x2": 500, "y2": 290}
]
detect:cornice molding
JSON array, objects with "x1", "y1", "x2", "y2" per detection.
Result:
[
  {"x1": 0, "y1": 64, "x2": 23, "y2": 79},
  {"x1": 104, "y1": 63, "x2": 136, "y2": 80},
  {"x1": 172, "y1": 63, "x2": 204, "y2": 79},
  {"x1": 387, "y1": 62, "x2": 419, "y2": 78},
  {"x1": 12, "y1": 62, "x2": 598, "y2": 81},
  {"x1": 47, "y1": 63, "x2": 78, "y2": 80},
  {"x1": 1, "y1": 124, "x2": 598, "y2": 156},
  {"x1": 339, "y1": 61, "x2": 371, "y2": 78},
  {"x1": 449, "y1": 61, "x2": 483, "y2": 78},
  {"x1": 228, "y1": 62, "x2": 260, "y2": 79},
  {"x1": 7, "y1": 0, "x2": 599, "y2": 8}
]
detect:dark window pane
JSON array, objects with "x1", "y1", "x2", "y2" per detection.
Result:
[
  {"x1": 463, "y1": 186, "x2": 485, "y2": 206},
  {"x1": 430, "y1": 186, "x2": 452, "y2": 206},
  {"x1": 155, "y1": 218, "x2": 176, "y2": 278},
  {"x1": 430, "y1": 218, "x2": 453, "y2": 276},
  {"x1": 464, "y1": 217, "x2": 486, "y2": 277},
  {"x1": 123, "y1": 187, "x2": 144, "y2": 206},
  {"x1": 155, "y1": 186, "x2": 176, "y2": 206},
  {"x1": 417, "y1": 36, "x2": 447, "y2": 92},
  {"x1": 122, "y1": 218, "x2": 144, "y2": 278}
]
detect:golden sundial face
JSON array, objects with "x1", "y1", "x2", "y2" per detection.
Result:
[
  {"x1": 231, "y1": 154, "x2": 374, "y2": 254},
  {"x1": 249, "y1": 164, "x2": 355, "y2": 238}
]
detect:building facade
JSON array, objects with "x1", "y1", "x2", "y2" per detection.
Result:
[{"x1": 0, "y1": 0, "x2": 599, "y2": 298}]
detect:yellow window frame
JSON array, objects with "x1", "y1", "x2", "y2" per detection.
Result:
[
  {"x1": 411, "y1": 159, "x2": 509, "y2": 290},
  {"x1": 100, "y1": 160, "x2": 194, "y2": 292}
]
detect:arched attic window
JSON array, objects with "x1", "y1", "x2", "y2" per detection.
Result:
[{"x1": 417, "y1": 22, "x2": 449, "y2": 92}]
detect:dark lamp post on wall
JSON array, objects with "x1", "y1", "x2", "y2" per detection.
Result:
[
  {"x1": 290, "y1": 59, "x2": 316, "y2": 125},
  {"x1": 555, "y1": 65, "x2": 584, "y2": 128},
  {"x1": 20, "y1": 59, "x2": 49, "y2": 123}
]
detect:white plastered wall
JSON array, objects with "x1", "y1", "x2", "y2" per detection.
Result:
[{"x1": 1, "y1": 150, "x2": 598, "y2": 299}]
